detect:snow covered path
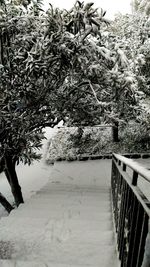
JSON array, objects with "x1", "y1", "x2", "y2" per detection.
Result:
[{"x1": 0, "y1": 160, "x2": 119, "y2": 267}]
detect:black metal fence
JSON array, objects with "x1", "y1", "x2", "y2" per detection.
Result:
[{"x1": 111, "y1": 153, "x2": 150, "y2": 267}]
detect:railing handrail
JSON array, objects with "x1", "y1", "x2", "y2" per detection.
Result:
[{"x1": 113, "y1": 153, "x2": 150, "y2": 184}]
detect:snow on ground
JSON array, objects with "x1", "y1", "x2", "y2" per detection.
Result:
[
  {"x1": 0, "y1": 160, "x2": 119, "y2": 266},
  {"x1": 0, "y1": 127, "x2": 57, "y2": 218},
  {"x1": 0, "y1": 125, "x2": 149, "y2": 216},
  {"x1": 0, "y1": 125, "x2": 150, "y2": 266}
]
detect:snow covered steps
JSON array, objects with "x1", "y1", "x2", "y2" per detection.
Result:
[{"x1": 0, "y1": 160, "x2": 119, "y2": 266}]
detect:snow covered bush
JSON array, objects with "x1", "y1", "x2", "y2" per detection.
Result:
[
  {"x1": 46, "y1": 124, "x2": 150, "y2": 162},
  {"x1": 46, "y1": 126, "x2": 112, "y2": 162}
]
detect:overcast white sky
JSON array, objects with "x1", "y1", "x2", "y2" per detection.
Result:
[{"x1": 44, "y1": 0, "x2": 132, "y2": 18}]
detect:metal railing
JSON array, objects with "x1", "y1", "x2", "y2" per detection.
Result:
[{"x1": 111, "y1": 153, "x2": 150, "y2": 267}]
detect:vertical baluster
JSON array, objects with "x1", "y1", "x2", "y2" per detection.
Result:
[
  {"x1": 130, "y1": 203, "x2": 144, "y2": 267},
  {"x1": 126, "y1": 194, "x2": 137, "y2": 266},
  {"x1": 111, "y1": 160, "x2": 117, "y2": 228},
  {"x1": 123, "y1": 187, "x2": 132, "y2": 266},
  {"x1": 113, "y1": 161, "x2": 120, "y2": 230},
  {"x1": 117, "y1": 178, "x2": 125, "y2": 250},
  {"x1": 111, "y1": 160, "x2": 116, "y2": 199},
  {"x1": 136, "y1": 213, "x2": 149, "y2": 267},
  {"x1": 127, "y1": 199, "x2": 143, "y2": 267},
  {"x1": 115, "y1": 172, "x2": 122, "y2": 233},
  {"x1": 125, "y1": 189, "x2": 133, "y2": 253},
  {"x1": 117, "y1": 180, "x2": 128, "y2": 263},
  {"x1": 114, "y1": 169, "x2": 119, "y2": 230},
  {"x1": 120, "y1": 183, "x2": 131, "y2": 267}
]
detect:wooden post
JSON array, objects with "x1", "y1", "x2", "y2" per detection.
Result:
[
  {"x1": 112, "y1": 121, "x2": 119, "y2": 142},
  {"x1": 132, "y1": 171, "x2": 138, "y2": 186}
]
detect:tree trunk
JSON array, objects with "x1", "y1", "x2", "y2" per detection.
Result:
[
  {"x1": 5, "y1": 156, "x2": 24, "y2": 207},
  {"x1": 4, "y1": 169, "x2": 11, "y2": 185},
  {"x1": 112, "y1": 121, "x2": 119, "y2": 142},
  {"x1": 0, "y1": 192, "x2": 14, "y2": 213}
]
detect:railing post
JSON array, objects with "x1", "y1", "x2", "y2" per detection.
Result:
[
  {"x1": 132, "y1": 171, "x2": 138, "y2": 186},
  {"x1": 123, "y1": 163, "x2": 126, "y2": 172}
]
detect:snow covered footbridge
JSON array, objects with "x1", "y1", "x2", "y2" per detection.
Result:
[{"x1": 0, "y1": 155, "x2": 150, "y2": 267}]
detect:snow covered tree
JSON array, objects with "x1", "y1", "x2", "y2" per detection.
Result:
[
  {"x1": 110, "y1": 11, "x2": 150, "y2": 141},
  {"x1": 111, "y1": 13, "x2": 150, "y2": 95},
  {"x1": 132, "y1": 0, "x2": 150, "y2": 15},
  {"x1": 43, "y1": 3, "x2": 140, "y2": 141},
  {"x1": 0, "y1": 0, "x2": 142, "y2": 210},
  {"x1": 0, "y1": 0, "x2": 51, "y2": 209}
]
